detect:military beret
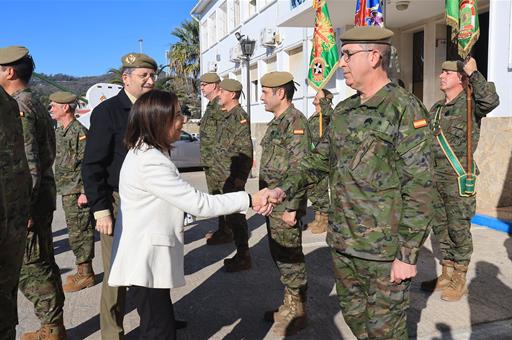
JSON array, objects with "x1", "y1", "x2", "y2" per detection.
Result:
[
  {"x1": 0, "y1": 46, "x2": 29, "y2": 65},
  {"x1": 49, "y1": 91, "x2": 77, "y2": 104},
  {"x1": 200, "y1": 72, "x2": 221, "y2": 83},
  {"x1": 340, "y1": 26, "x2": 394, "y2": 46},
  {"x1": 219, "y1": 79, "x2": 243, "y2": 92},
  {"x1": 442, "y1": 60, "x2": 464, "y2": 72},
  {"x1": 121, "y1": 53, "x2": 157, "y2": 70},
  {"x1": 260, "y1": 71, "x2": 294, "y2": 88}
]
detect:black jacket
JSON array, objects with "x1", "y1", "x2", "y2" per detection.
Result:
[{"x1": 82, "y1": 89, "x2": 132, "y2": 214}]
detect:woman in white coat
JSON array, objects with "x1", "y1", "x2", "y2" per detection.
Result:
[{"x1": 108, "y1": 91, "x2": 277, "y2": 339}]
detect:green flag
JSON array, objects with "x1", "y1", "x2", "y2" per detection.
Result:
[
  {"x1": 308, "y1": 0, "x2": 339, "y2": 91},
  {"x1": 446, "y1": 0, "x2": 480, "y2": 58}
]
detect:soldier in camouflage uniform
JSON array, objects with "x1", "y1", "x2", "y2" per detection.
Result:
[
  {"x1": 0, "y1": 46, "x2": 66, "y2": 340},
  {"x1": 49, "y1": 91, "x2": 95, "y2": 293},
  {"x1": 0, "y1": 85, "x2": 32, "y2": 340},
  {"x1": 215, "y1": 79, "x2": 254, "y2": 272},
  {"x1": 271, "y1": 27, "x2": 437, "y2": 339},
  {"x1": 306, "y1": 89, "x2": 333, "y2": 234},
  {"x1": 420, "y1": 58, "x2": 499, "y2": 301},
  {"x1": 199, "y1": 72, "x2": 234, "y2": 243},
  {"x1": 259, "y1": 72, "x2": 312, "y2": 336}
]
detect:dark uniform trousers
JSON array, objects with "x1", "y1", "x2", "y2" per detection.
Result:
[
  {"x1": 223, "y1": 176, "x2": 249, "y2": 250},
  {"x1": 101, "y1": 192, "x2": 127, "y2": 340}
]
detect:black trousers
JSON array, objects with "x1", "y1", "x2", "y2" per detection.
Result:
[{"x1": 131, "y1": 286, "x2": 176, "y2": 340}]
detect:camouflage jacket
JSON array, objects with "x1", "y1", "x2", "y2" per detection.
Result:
[
  {"x1": 13, "y1": 88, "x2": 56, "y2": 215},
  {"x1": 260, "y1": 104, "x2": 312, "y2": 213},
  {"x1": 308, "y1": 98, "x2": 333, "y2": 146},
  {"x1": 281, "y1": 83, "x2": 436, "y2": 264},
  {"x1": 55, "y1": 119, "x2": 88, "y2": 195},
  {"x1": 211, "y1": 104, "x2": 253, "y2": 181},
  {"x1": 0, "y1": 87, "x2": 31, "y2": 232},
  {"x1": 430, "y1": 71, "x2": 499, "y2": 173},
  {"x1": 199, "y1": 96, "x2": 222, "y2": 168}
]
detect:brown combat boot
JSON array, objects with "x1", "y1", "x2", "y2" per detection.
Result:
[
  {"x1": 272, "y1": 290, "x2": 307, "y2": 336},
  {"x1": 224, "y1": 250, "x2": 251, "y2": 272},
  {"x1": 63, "y1": 262, "x2": 95, "y2": 293},
  {"x1": 441, "y1": 263, "x2": 468, "y2": 301},
  {"x1": 421, "y1": 259, "x2": 454, "y2": 292},
  {"x1": 21, "y1": 322, "x2": 67, "y2": 340},
  {"x1": 205, "y1": 230, "x2": 233, "y2": 245},
  {"x1": 309, "y1": 212, "x2": 328, "y2": 234}
]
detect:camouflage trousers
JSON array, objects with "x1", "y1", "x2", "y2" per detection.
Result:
[
  {"x1": 206, "y1": 168, "x2": 249, "y2": 249},
  {"x1": 0, "y1": 216, "x2": 27, "y2": 340},
  {"x1": 19, "y1": 213, "x2": 65, "y2": 325},
  {"x1": 265, "y1": 212, "x2": 307, "y2": 296},
  {"x1": 432, "y1": 169, "x2": 475, "y2": 265},
  {"x1": 62, "y1": 194, "x2": 94, "y2": 264},
  {"x1": 331, "y1": 250, "x2": 410, "y2": 340},
  {"x1": 308, "y1": 176, "x2": 329, "y2": 213}
]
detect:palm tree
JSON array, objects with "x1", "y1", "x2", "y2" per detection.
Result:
[
  {"x1": 168, "y1": 20, "x2": 200, "y2": 93},
  {"x1": 107, "y1": 67, "x2": 123, "y2": 85}
]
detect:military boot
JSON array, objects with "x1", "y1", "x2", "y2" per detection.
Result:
[
  {"x1": 441, "y1": 263, "x2": 468, "y2": 301},
  {"x1": 205, "y1": 230, "x2": 233, "y2": 245},
  {"x1": 63, "y1": 262, "x2": 95, "y2": 293},
  {"x1": 421, "y1": 259, "x2": 454, "y2": 292},
  {"x1": 224, "y1": 249, "x2": 251, "y2": 272},
  {"x1": 272, "y1": 290, "x2": 307, "y2": 336},
  {"x1": 309, "y1": 212, "x2": 328, "y2": 234},
  {"x1": 21, "y1": 322, "x2": 67, "y2": 340}
]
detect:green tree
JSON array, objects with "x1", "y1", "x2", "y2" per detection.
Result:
[
  {"x1": 168, "y1": 19, "x2": 200, "y2": 93},
  {"x1": 107, "y1": 67, "x2": 123, "y2": 85}
]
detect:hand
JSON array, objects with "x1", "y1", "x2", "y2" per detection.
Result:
[
  {"x1": 463, "y1": 57, "x2": 477, "y2": 77},
  {"x1": 390, "y1": 258, "x2": 417, "y2": 284},
  {"x1": 252, "y1": 188, "x2": 274, "y2": 216},
  {"x1": 95, "y1": 215, "x2": 113, "y2": 235},
  {"x1": 317, "y1": 90, "x2": 325, "y2": 100},
  {"x1": 77, "y1": 194, "x2": 88, "y2": 207},
  {"x1": 27, "y1": 218, "x2": 34, "y2": 232},
  {"x1": 267, "y1": 187, "x2": 286, "y2": 205},
  {"x1": 282, "y1": 210, "x2": 297, "y2": 227}
]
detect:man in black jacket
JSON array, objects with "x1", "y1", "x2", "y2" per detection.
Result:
[{"x1": 82, "y1": 52, "x2": 157, "y2": 340}]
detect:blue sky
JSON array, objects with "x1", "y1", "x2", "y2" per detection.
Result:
[{"x1": 2, "y1": 0, "x2": 196, "y2": 76}]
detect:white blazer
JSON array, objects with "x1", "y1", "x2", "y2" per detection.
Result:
[{"x1": 108, "y1": 144, "x2": 250, "y2": 289}]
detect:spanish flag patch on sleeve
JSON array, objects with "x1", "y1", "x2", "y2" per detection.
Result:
[
  {"x1": 413, "y1": 119, "x2": 428, "y2": 129},
  {"x1": 240, "y1": 119, "x2": 247, "y2": 124},
  {"x1": 293, "y1": 129, "x2": 304, "y2": 135},
  {"x1": 79, "y1": 135, "x2": 87, "y2": 141}
]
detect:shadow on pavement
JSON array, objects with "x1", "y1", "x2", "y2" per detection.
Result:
[{"x1": 431, "y1": 322, "x2": 454, "y2": 340}]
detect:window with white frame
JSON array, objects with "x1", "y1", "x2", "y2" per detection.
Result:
[
  {"x1": 201, "y1": 21, "x2": 208, "y2": 49},
  {"x1": 233, "y1": 0, "x2": 241, "y2": 28},
  {"x1": 234, "y1": 69, "x2": 242, "y2": 82},
  {"x1": 288, "y1": 46, "x2": 304, "y2": 89},
  {"x1": 207, "y1": 12, "x2": 216, "y2": 48},
  {"x1": 266, "y1": 56, "x2": 276, "y2": 72},
  {"x1": 218, "y1": 2, "x2": 227, "y2": 39},
  {"x1": 258, "y1": 0, "x2": 273, "y2": 10},
  {"x1": 250, "y1": 63, "x2": 258, "y2": 102},
  {"x1": 248, "y1": 0, "x2": 256, "y2": 18}
]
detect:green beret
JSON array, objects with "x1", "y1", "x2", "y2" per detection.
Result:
[
  {"x1": 442, "y1": 60, "x2": 464, "y2": 72},
  {"x1": 0, "y1": 46, "x2": 29, "y2": 65},
  {"x1": 340, "y1": 26, "x2": 394, "y2": 46},
  {"x1": 49, "y1": 91, "x2": 77, "y2": 104},
  {"x1": 121, "y1": 53, "x2": 157, "y2": 70},
  {"x1": 200, "y1": 72, "x2": 220, "y2": 83},
  {"x1": 260, "y1": 71, "x2": 294, "y2": 88},
  {"x1": 219, "y1": 79, "x2": 242, "y2": 92}
]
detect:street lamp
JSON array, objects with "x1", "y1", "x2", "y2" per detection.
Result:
[{"x1": 235, "y1": 32, "x2": 256, "y2": 116}]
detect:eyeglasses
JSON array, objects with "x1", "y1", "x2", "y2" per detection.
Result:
[
  {"x1": 340, "y1": 49, "x2": 374, "y2": 62},
  {"x1": 132, "y1": 72, "x2": 158, "y2": 81}
]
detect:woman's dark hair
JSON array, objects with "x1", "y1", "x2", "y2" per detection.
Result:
[{"x1": 124, "y1": 90, "x2": 179, "y2": 152}]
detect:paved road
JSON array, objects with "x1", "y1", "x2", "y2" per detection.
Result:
[{"x1": 16, "y1": 171, "x2": 512, "y2": 339}]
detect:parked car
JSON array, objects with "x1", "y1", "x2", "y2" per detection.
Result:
[{"x1": 171, "y1": 131, "x2": 202, "y2": 169}]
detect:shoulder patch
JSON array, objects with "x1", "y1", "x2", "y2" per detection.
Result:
[
  {"x1": 19, "y1": 111, "x2": 24, "y2": 117},
  {"x1": 293, "y1": 129, "x2": 304, "y2": 135},
  {"x1": 240, "y1": 119, "x2": 247, "y2": 124},
  {"x1": 79, "y1": 135, "x2": 87, "y2": 141},
  {"x1": 413, "y1": 119, "x2": 428, "y2": 129}
]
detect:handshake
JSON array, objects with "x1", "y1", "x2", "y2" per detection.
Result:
[{"x1": 251, "y1": 187, "x2": 286, "y2": 216}]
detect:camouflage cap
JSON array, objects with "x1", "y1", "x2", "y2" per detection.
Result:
[
  {"x1": 121, "y1": 53, "x2": 157, "y2": 70},
  {"x1": 340, "y1": 26, "x2": 394, "y2": 46},
  {"x1": 0, "y1": 46, "x2": 29, "y2": 65},
  {"x1": 49, "y1": 91, "x2": 77, "y2": 104},
  {"x1": 260, "y1": 71, "x2": 294, "y2": 88},
  {"x1": 200, "y1": 72, "x2": 221, "y2": 83},
  {"x1": 442, "y1": 60, "x2": 464, "y2": 73},
  {"x1": 219, "y1": 79, "x2": 242, "y2": 92}
]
